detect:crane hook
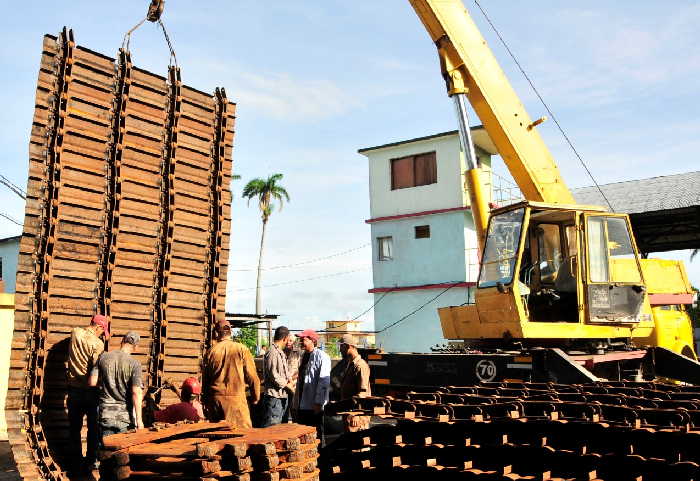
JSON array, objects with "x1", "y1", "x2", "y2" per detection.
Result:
[{"x1": 147, "y1": 0, "x2": 165, "y2": 22}]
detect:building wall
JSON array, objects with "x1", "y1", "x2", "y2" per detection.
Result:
[
  {"x1": 0, "y1": 238, "x2": 20, "y2": 294},
  {"x1": 361, "y1": 131, "x2": 491, "y2": 353},
  {"x1": 0, "y1": 293, "x2": 14, "y2": 439},
  {"x1": 370, "y1": 210, "x2": 472, "y2": 288},
  {"x1": 366, "y1": 133, "x2": 491, "y2": 219},
  {"x1": 374, "y1": 287, "x2": 473, "y2": 352}
]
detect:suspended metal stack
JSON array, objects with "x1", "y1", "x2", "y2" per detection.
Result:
[{"x1": 6, "y1": 29, "x2": 235, "y2": 480}]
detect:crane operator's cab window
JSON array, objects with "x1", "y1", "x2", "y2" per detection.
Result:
[
  {"x1": 522, "y1": 211, "x2": 579, "y2": 323},
  {"x1": 478, "y1": 208, "x2": 525, "y2": 288},
  {"x1": 585, "y1": 215, "x2": 644, "y2": 323},
  {"x1": 477, "y1": 207, "x2": 581, "y2": 324}
]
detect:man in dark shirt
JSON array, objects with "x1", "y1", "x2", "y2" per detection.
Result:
[{"x1": 90, "y1": 331, "x2": 144, "y2": 436}]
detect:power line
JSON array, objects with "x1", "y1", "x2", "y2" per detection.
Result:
[
  {"x1": 0, "y1": 212, "x2": 23, "y2": 226},
  {"x1": 317, "y1": 288, "x2": 396, "y2": 333},
  {"x1": 231, "y1": 267, "x2": 368, "y2": 291},
  {"x1": 229, "y1": 243, "x2": 370, "y2": 272},
  {"x1": 472, "y1": 0, "x2": 614, "y2": 212},
  {"x1": 377, "y1": 283, "x2": 458, "y2": 333},
  {"x1": 0, "y1": 175, "x2": 26, "y2": 200}
]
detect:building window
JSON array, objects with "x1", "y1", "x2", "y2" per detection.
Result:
[
  {"x1": 390, "y1": 151, "x2": 437, "y2": 190},
  {"x1": 415, "y1": 225, "x2": 430, "y2": 239},
  {"x1": 377, "y1": 236, "x2": 393, "y2": 261}
]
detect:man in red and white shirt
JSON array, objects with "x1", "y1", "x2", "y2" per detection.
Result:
[{"x1": 154, "y1": 377, "x2": 205, "y2": 423}]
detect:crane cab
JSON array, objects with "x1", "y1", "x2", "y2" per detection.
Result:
[{"x1": 439, "y1": 201, "x2": 695, "y2": 355}]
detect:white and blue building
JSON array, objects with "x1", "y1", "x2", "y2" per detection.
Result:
[{"x1": 358, "y1": 128, "x2": 497, "y2": 352}]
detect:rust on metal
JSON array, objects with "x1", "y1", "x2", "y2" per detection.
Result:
[{"x1": 6, "y1": 29, "x2": 236, "y2": 480}]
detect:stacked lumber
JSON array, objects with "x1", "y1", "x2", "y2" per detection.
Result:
[
  {"x1": 324, "y1": 381, "x2": 700, "y2": 480},
  {"x1": 99, "y1": 422, "x2": 319, "y2": 481}
]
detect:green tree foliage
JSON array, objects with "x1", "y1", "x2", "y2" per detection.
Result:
[
  {"x1": 235, "y1": 326, "x2": 258, "y2": 355},
  {"x1": 690, "y1": 286, "x2": 700, "y2": 328},
  {"x1": 325, "y1": 340, "x2": 341, "y2": 360},
  {"x1": 242, "y1": 173, "x2": 290, "y2": 316}
]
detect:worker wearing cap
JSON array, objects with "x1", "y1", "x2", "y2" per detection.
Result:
[
  {"x1": 203, "y1": 319, "x2": 261, "y2": 428},
  {"x1": 295, "y1": 329, "x2": 331, "y2": 437},
  {"x1": 90, "y1": 331, "x2": 144, "y2": 436},
  {"x1": 66, "y1": 314, "x2": 110, "y2": 473},
  {"x1": 153, "y1": 377, "x2": 205, "y2": 423},
  {"x1": 339, "y1": 334, "x2": 372, "y2": 432}
]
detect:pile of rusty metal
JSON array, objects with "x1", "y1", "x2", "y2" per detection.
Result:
[
  {"x1": 323, "y1": 381, "x2": 700, "y2": 480},
  {"x1": 8, "y1": 29, "x2": 235, "y2": 480},
  {"x1": 98, "y1": 421, "x2": 319, "y2": 481}
]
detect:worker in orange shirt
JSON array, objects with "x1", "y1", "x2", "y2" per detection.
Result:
[{"x1": 202, "y1": 320, "x2": 261, "y2": 428}]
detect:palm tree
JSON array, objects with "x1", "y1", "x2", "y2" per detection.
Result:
[{"x1": 242, "y1": 173, "x2": 290, "y2": 319}]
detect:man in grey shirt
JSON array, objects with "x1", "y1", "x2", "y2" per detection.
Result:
[
  {"x1": 261, "y1": 326, "x2": 295, "y2": 427},
  {"x1": 90, "y1": 331, "x2": 144, "y2": 436}
]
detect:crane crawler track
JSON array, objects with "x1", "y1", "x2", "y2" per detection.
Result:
[{"x1": 6, "y1": 30, "x2": 235, "y2": 480}]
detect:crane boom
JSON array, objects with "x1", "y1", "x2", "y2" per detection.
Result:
[{"x1": 409, "y1": 0, "x2": 575, "y2": 205}]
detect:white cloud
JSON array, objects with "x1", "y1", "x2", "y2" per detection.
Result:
[{"x1": 233, "y1": 72, "x2": 363, "y2": 122}]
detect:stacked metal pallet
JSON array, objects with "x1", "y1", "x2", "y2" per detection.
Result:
[
  {"x1": 6, "y1": 28, "x2": 235, "y2": 480},
  {"x1": 324, "y1": 381, "x2": 700, "y2": 480},
  {"x1": 98, "y1": 422, "x2": 319, "y2": 481}
]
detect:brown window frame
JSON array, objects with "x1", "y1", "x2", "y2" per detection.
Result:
[
  {"x1": 415, "y1": 225, "x2": 430, "y2": 239},
  {"x1": 390, "y1": 151, "x2": 437, "y2": 190}
]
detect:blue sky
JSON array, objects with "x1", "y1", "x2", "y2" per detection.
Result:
[{"x1": 1, "y1": 1, "x2": 698, "y2": 333}]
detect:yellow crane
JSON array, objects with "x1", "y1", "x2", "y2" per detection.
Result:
[{"x1": 409, "y1": 0, "x2": 696, "y2": 357}]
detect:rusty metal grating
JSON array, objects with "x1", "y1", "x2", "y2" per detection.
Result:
[
  {"x1": 5, "y1": 28, "x2": 235, "y2": 480},
  {"x1": 325, "y1": 381, "x2": 700, "y2": 480}
]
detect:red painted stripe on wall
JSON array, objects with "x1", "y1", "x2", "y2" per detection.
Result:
[
  {"x1": 368, "y1": 281, "x2": 475, "y2": 293},
  {"x1": 365, "y1": 206, "x2": 469, "y2": 224}
]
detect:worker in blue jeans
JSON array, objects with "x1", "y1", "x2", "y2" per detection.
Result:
[
  {"x1": 90, "y1": 331, "x2": 144, "y2": 436},
  {"x1": 261, "y1": 326, "x2": 296, "y2": 427}
]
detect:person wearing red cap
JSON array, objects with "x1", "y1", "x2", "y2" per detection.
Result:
[
  {"x1": 66, "y1": 314, "x2": 110, "y2": 474},
  {"x1": 295, "y1": 329, "x2": 330, "y2": 439},
  {"x1": 203, "y1": 319, "x2": 261, "y2": 428},
  {"x1": 153, "y1": 377, "x2": 205, "y2": 423}
]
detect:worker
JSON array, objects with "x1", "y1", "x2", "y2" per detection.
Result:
[
  {"x1": 338, "y1": 334, "x2": 372, "y2": 432},
  {"x1": 261, "y1": 326, "x2": 296, "y2": 427},
  {"x1": 153, "y1": 377, "x2": 205, "y2": 423},
  {"x1": 90, "y1": 331, "x2": 144, "y2": 436},
  {"x1": 283, "y1": 334, "x2": 301, "y2": 423},
  {"x1": 295, "y1": 329, "x2": 330, "y2": 439},
  {"x1": 202, "y1": 319, "x2": 261, "y2": 428},
  {"x1": 66, "y1": 314, "x2": 110, "y2": 474}
]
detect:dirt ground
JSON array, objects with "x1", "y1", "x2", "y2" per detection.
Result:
[{"x1": 0, "y1": 441, "x2": 19, "y2": 481}]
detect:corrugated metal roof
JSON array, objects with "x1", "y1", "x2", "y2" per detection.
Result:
[{"x1": 572, "y1": 171, "x2": 700, "y2": 214}]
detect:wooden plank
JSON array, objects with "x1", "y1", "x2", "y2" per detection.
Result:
[{"x1": 102, "y1": 422, "x2": 232, "y2": 451}]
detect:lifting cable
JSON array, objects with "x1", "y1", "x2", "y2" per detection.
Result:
[
  {"x1": 473, "y1": 0, "x2": 614, "y2": 212},
  {"x1": 122, "y1": 0, "x2": 177, "y2": 67}
]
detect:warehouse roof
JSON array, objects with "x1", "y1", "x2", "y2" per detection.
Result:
[
  {"x1": 572, "y1": 171, "x2": 700, "y2": 214},
  {"x1": 573, "y1": 171, "x2": 700, "y2": 254}
]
